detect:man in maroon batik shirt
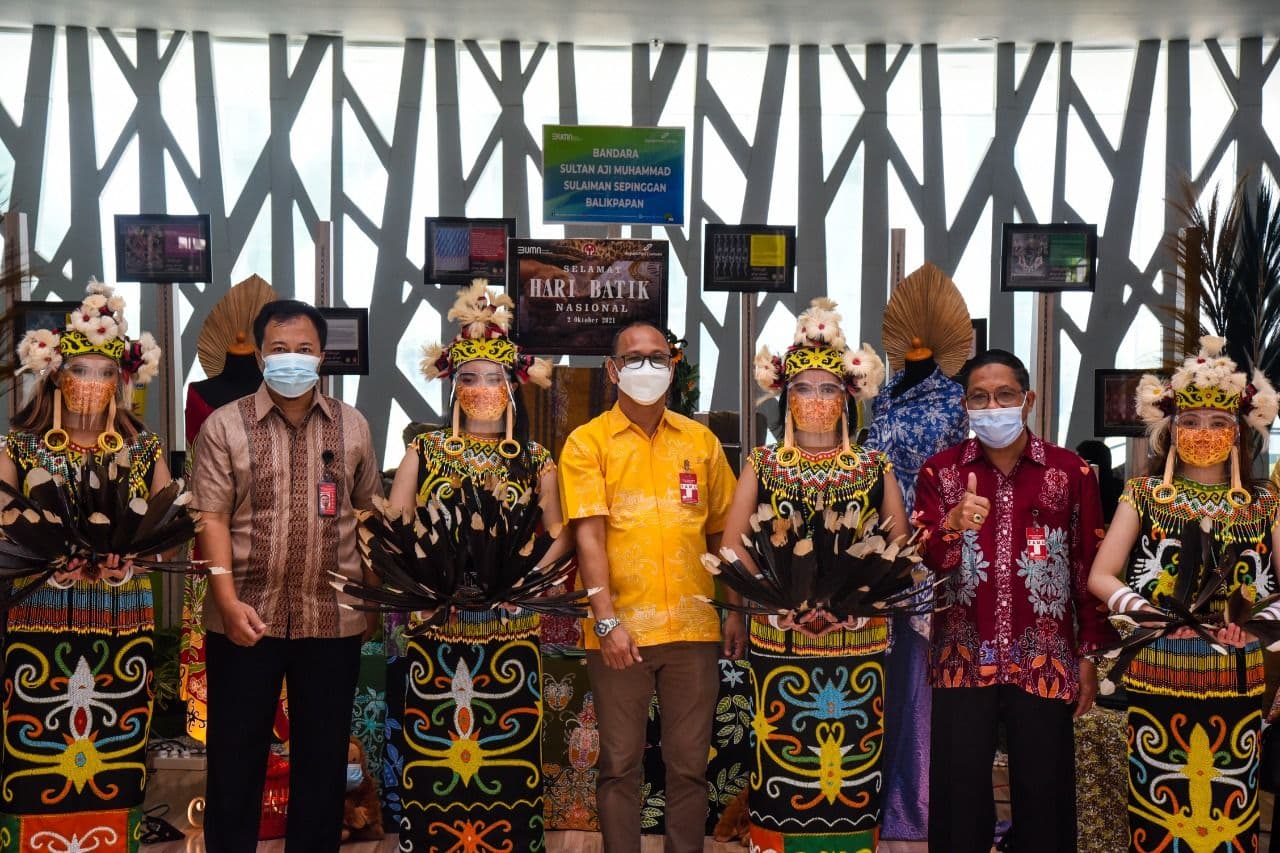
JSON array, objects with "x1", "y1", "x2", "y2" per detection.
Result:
[{"x1": 913, "y1": 349, "x2": 1113, "y2": 853}]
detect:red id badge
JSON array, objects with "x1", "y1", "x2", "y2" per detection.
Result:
[
  {"x1": 1026, "y1": 525, "x2": 1047, "y2": 560},
  {"x1": 318, "y1": 479, "x2": 338, "y2": 517},
  {"x1": 679, "y1": 470, "x2": 700, "y2": 505}
]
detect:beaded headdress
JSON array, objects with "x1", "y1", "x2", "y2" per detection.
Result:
[
  {"x1": 1135, "y1": 335, "x2": 1278, "y2": 506},
  {"x1": 753, "y1": 297, "x2": 884, "y2": 402},
  {"x1": 753, "y1": 297, "x2": 884, "y2": 468},
  {"x1": 15, "y1": 281, "x2": 161, "y2": 454},
  {"x1": 419, "y1": 279, "x2": 551, "y2": 459},
  {"x1": 16, "y1": 281, "x2": 161, "y2": 384},
  {"x1": 420, "y1": 279, "x2": 551, "y2": 388}
]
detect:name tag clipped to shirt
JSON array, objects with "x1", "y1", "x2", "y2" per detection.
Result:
[
  {"x1": 679, "y1": 459, "x2": 700, "y2": 505},
  {"x1": 1026, "y1": 525, "x2": 1048, "y2": 561},
  {"x1": 318, "y1": 449, "x2": 338, "y2": 517}
]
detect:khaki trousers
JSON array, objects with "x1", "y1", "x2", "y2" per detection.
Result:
[{"x1": 586, "y1": 641, "x2": 720, "y2": 853}]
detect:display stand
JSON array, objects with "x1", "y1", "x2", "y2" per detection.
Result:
[
  {"x1": 890, "y1": 227, "x2": 906, "y2": 288},
  {"x1": 314, "y1": 220, "x2": 333, "y2": 397},
  {"x1": 1030, "y1": 291, "x2": 1057, "y2": 441},
  {"x1": 2, "y1": 212, "x2": 31, "y2": 422},
  {"x1": 739, "y1": 293, "x2": 757, "y2": 468}
]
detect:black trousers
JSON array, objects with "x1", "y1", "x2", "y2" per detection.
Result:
[
  {"x1": 929, "y1": 685, "x2": 1077, "y2": 853},
  {"x1": 204, "y1": 631, "x2": 363, "y2": 853}
]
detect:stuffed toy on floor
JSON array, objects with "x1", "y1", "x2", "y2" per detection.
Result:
[{"x1": 342, "y1": 737, "x2": 385, "y2": 843}]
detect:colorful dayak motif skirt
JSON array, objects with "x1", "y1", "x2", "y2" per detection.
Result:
[
  {"x1": 747, "y1": 618, "x2": 887, "y2": 853},
  {"x1": 394, "y1": 610, "x2": 545, "y2": 851},
  {"x1": 0, "y1": 579, "x2": 154, "y2": 853},
  {"x1": 1126, "y1": 689, "x2": 1260, "y2": 852}
]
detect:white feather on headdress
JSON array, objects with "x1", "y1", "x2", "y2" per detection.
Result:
[
  {"x1": 754, "y1": 346, "x2": 783, "y2": 399},
  {"x1": 1244, "y1": 369, "x2": 1279, "y2": 437},
  {"x1": 447, "y1": 278, "x2": 513, "y2": 339},
  {"x1": 844, "y1": 343, "x2": 886, "y2": 401}
]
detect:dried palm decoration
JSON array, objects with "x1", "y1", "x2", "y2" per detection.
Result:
[
  {"x1": 196, "y1": 274, "x2": 277, "y2": 378},
  {"x1": 697, "y1": 503, "x2": 942, "y2": 622},
  {"x1": 882, "y1": 261, "x2": 973, "y2": 377},
  {"x1": 332, "y1": 477, "x2": 589, "y2": 632}
]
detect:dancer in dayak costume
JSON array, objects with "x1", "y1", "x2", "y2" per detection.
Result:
[
  {"x1": 721, "y1": 297, "x2": 907, "y2": 852},
  {"x1": 1088, "y1": 335, "x2": 1280, "y2": 852},
  {"x1": 345, "y1": 280, "x2": 569, "y2": 851},
  {"x1": 0, "y1": 282, "x2": 173, "y2": 851}
]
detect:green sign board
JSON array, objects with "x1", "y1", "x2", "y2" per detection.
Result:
[{"x1": 543, "y1": 125, "x2": 685, "y2": 225}]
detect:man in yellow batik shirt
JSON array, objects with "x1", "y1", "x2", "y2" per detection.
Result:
[{"x1": 559, "y1": 321, "x2": 739, "y2": 853}]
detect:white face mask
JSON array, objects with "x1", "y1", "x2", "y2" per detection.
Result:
[
  {"x1": 616, "y1": 363, "x2": 671, "y2": 405},
  {"x1": 262, "y1": 353, "x2": 321, "y2": 399},
  {"x1": 968, "y1": 404, "x2": 1026, "y2": 449}
]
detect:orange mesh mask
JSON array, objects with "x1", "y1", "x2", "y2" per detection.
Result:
[
  {"x1": 789, "y1": 395, "x2": 843, "y2": 433},
  {"x1": 59, "y1": 375, "x2": 117, "y2": 416},
  {"x1": 457, "y1": 386, "x2": 509, "y2": 421},
  {"x1": 1175, "y1": 426, "x2": 1235, "y2": 467}
]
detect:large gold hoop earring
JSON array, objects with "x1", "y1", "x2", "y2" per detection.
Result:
[
  {"x1": 442, "y1": 396, "x2": 466, "y2": 457},
  {"x1": 44, "y1": 388, "x2": 69, "y2": 451},
  {"x1": 97, "y1": 395, "x2": 124, "y2": 454}
]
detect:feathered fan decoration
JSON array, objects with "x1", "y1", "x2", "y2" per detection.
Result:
[
  {"x1": 1095, "y1": 517, "x2": 1248, "y2": 694},
  {"x1": 696, "y1": 503, "x2": 943, "y2": 623},
  {"x1": 331, "y1": 476, "x2": 590, "y2": 633},
  {"x1": 0, "y1": 454, "x2": 203, "y2": 610}
]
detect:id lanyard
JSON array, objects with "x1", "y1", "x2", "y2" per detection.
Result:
[
  {"x1": 318, "y1": 449, "x2": 338, "y2": 517},
  {"x1": 1025, "y1": 509, "x2": 1047, "y2": 561},
  {"x1": 679, "y1": 459, "x2": 700, "y2": 505}
]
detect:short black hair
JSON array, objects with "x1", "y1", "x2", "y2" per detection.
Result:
[
  {"x1": 253, "y1": 300, "x2": 328, "y2": 349},
  {"x1": 957, "y1": 348, "x2": 1030, "y2": 392},
  {"x1": 610, "y1": 321, "x2": 669, "y2": 356},
  {"x1": 1076, "y1": 439, "x2": 1113, "y2": 472}
]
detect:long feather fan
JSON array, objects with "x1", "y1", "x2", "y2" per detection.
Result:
[
  {"x1": 696, "y1": 503, "x2": 942, "y2": 624},
  {"x1": 0, "y1": 455, "x2": 204, "y2": 600},
  {"x1": 331, "y1": 476, "x2": 587, "y2": 634},
  {"x1": 1094, "y1": 518, "x2": 1237, "y2": 694}
]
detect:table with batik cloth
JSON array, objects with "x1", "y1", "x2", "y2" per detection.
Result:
[{"x1": 375, "y1": 611, "x2": 751, "y2": 836}]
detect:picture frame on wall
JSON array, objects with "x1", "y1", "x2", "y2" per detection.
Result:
[
  {"x1": 114, "y1": 214, "x2": 212, "y2": 283},
  {"x1": 11, "y1": 300, "x2": 79, "y2": 340},
  {"x1": 969, "y1": 318, "x2": 988, "y2": 360},
  {"x1": 507, "y1": 238, "x2": 669, "y2": 356},
  {"x1": 1000, "y1": 223, "x2": 1098, "y2": 292},
  {"x1": 318, "y1": 307, "x2": 370, "y2": 376},
  {"x1": 1093, "y1": 368, "x2": 1148, "y2": 437},
  {"x1": 424, "y1": 217, "x2": 515, "y2": 286},
  {"x1": 702, "y1": 224, "x2": 796, "y2": 293}
]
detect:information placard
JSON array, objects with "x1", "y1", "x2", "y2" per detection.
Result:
[
  {"x1": 507, "y1": 238, "x2": 668, "y2": 355},
  {"x1": 703, "y1": 224, "x2": 796, "y2": 292},
  {"x1": 114, "y1": 214, "x2": 212, "y2": 283},
  {"x1": 424, "y1": 217, "x2": 515, "y2": 286},
  {"x1": 1000, "y1": 223, "x2": 1098, "y2": 292},
  {"x1": 318, "y1": 307, "x2": 370, "y2": 375},
  {"x1": 543, "y1": 125, "x2": 685, "y2": 225}
]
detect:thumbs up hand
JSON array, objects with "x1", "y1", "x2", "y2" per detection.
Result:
[{"x1": 946, "y1": 472, "x2": 992, "y2": 532}]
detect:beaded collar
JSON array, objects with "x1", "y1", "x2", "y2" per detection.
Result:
[
  {"x1": 415, "y1": 429, "x2": 549, "y2": 506},
  {"x1": 751, "y1": 443, "x2": 888, "y2": 521},
  {"x1": 1127, "y1": 475, "x2": 1278, "y2": 543}
]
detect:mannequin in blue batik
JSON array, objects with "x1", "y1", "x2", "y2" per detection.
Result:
[{"x1": 865, "y1": 262, "x2": 971, "y2": 843}]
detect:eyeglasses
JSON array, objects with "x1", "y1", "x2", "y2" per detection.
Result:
[
  {"x1": 791, "y1": 381, "x2": 845, "y2": 399},
  {"x1": 612, "y1": 353, "x2": 673, "y2": 370},
  {"x1": 1175, "y1": 413, "x2": 1236, "y2": 430},
  {"x1": 455, "y1": 372, "x2": 508, "y2": 387},
  {"x1": 64, "y1": 362, "x2": 121, "y2": 382},
  {"x1": 965, "y1": 389, "x2": 1026, "y2": 409}
]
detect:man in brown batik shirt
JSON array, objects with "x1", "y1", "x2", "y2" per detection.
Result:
[{"x1": 192, "y1": 300, "x2": 382, "y2": 853}]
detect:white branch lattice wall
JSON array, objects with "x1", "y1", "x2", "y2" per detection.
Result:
[{"x1": 0, "y1": 29, "x2": 1277, "y2": 464}]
